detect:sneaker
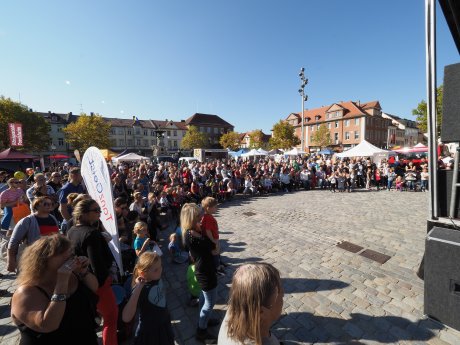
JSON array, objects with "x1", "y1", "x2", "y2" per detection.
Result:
[{"x1": 196, "y1": 327, "x2": 217, "y2": 344}]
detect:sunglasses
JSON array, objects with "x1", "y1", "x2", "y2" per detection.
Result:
[{"x1": 88, "y1": 208, "x2": 102, "y2": 214}]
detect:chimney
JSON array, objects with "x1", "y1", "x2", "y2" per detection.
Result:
[
  {"x1": 68, "y1": 112, "x2": 72, "y2": 116},
  {"x1": 357, "y1": 100, "x2": 361, "y2": 106},
  {"x1": 90, "y1": 112, "x2": 94, "y2": 116},
  {"x1": 48, "y1": 111, "x2": 51, "y2": 114},
  {"x1": 181, "y1": 120, "x2": 185, "y2": 122}
]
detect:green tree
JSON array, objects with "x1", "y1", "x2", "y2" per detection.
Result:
[
  {"x1": 249, "y1": 130, "x2": 266, "y2": 149},
  {"x1": 269, "y1": 120, "x2": 300, "y2": 150},
  {"x1": 219, "y1": 131, "x2": 241, "y2": 151},
  {"x1": 0, "y1": 96, "x2": 51, "y2": 151},
  {"x1": 63, "y1": 113, "x2": 111, "y2": 153},
  {"x1": 181, "y1": 125, "x2": 210, "y2": 149},
  {"x1": 412, "y1": 85, "x2": 443, "y2": 135},
  {"x1": 311, "y1": 124, "x2": 332, "y2": 148}
]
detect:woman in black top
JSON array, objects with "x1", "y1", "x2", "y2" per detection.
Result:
[
  {"x1": 11, "y1": 234, "x2": 99, "y2": 345},
  {"x1": 67, "y1": 199, "x2": 119, "y2": 345},
  {"x1": 181, "y1": 203, "x2": 218, "y2": 343}
]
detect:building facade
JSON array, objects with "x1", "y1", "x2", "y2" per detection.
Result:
[
  {"x1": 381, "y1": 112, "x2": 424, "y2": 147},
  {"x1": 239, "y1": 130, "x2": 271, "y2": 148},
  {"x1": 286, "y1": 100, "x2": 395, "y2": 152},
  {"x1": 185, "y1": 113, "x2": 234, "y2": 148}
]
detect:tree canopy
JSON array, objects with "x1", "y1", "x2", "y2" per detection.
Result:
[
  {"x1": 219, "y1": 131, "x2": 241, "y2": 151},
  {"x1": 63, "y1": 113, "x2": 111, "y2": 153},
  {"x1": 0, "y1": 96, "x2": 51, "y2": 151},
  {"x1": 412, "y1": 85, "x2": 443, "y2": 135},
  {"x1": 180, "y1": 125, "x2": 210, "y2": 149},
  {"x1": 269, "y1": 120, "x2": 300, "y2": 150},
  {"x1": 311, "y1": 124, "x2": 332, "y2": 149},
  {"x1": 248, "y1": 130, "x2": 267, "y2": 149}
]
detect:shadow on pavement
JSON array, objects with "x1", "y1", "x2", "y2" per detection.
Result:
[
  {"x1": 274, "y1": 312, "x2": 440, "y2": 344},
  {"x1": 283, "y1": 278, "x2": 349, "y2": 293}
]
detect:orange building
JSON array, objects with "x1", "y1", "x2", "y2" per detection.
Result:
[{"x1": 285, "y1": 100, "x2": 392, "y2": 152}]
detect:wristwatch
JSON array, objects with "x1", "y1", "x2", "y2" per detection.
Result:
[{"x1": 50, "y1": 294, "x2": 67, "y2": 302}]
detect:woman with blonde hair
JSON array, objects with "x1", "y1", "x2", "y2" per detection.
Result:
[
  {"x1": 218, "y1": 263, "x2": 284, "y2": 345},
  {"x1": 181, "y1": 203, "x2": 218, "y2": 343},
  {"x1": 10, "y1": 234, "x2": 99, "y2": 345}
]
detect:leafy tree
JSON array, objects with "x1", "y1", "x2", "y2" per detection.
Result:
[
  {"x1": 269, "y1": 120, "x2": 300, "y2": 150},
  {"x1": 0, "y1": 96, "x2": 51, "y2": 151},
  {"x1": 181, "y1": 125, "x2": 210, "y2": 149},
  {"x1": 249, "y1": 130, "x2": 266, "y2": 149},
  {"x1": 219, "y1": 131, "x2": 241, "y2": 151},
  {"x1": 311, "y1": 124, "x2": 332, "y2": 148},
  {"x1": 412, "y1": 85, "x2": 443, "y2": 135},
  {"x1": 63, "y1": 113, "x2": 111, "y2": 153}
]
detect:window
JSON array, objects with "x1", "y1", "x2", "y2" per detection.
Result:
[
  {"x1": 316, "y1": 124, "x2": 320, "y2": 129},
  {"x1": 220, "y1": 128, "x2": 225, "y2": 134},
  {"x1": 173, "y1": 130, "x2": 177, "y2": 136},
  {"x1": 335, "y1": 121, "x2": 339, "y2": 128},
  {"x1": 136, "y1": 139, "x2": 141, "y2": 146},
  {"x1": 345, "y1": 132, "x2": 350, "y2": 140},
  {"x1": 336, "y1": 111, "x2": 341, "y2": 117},
  {"x1": 58, "y1": 138, "x2": 64, "y2": 146},
  {"x1": 144, "y1": 130, "x2": 148, "y2": 136},
  {"x1": 167, "y1": 131, "x2": 171, "y2": 137},
  {"x1": 310, "y1": 125, "x2": 314, "y2": 131},
  {"x1": 168, "y1": 140, "x2": 172, "y2": 148},
  {"x1": 111, "y1": 128, "x2": 116, "y2": 135},
  {"x1": 173, "y1": 140, "x2": 177, "y2": 148},
  {"x1": 143, "y1": 139, "x2": 148, "y2": 147},
  {"x1": 344, "y1": 120, "x2": 350, "y2": 127},
  {"x1": 119, "y1": 139, "x2": 125, "y2": 146},
  {"x1": 127, "y1": 139, "x2": 133, "y2": 146},
  {"x1": 127, "y1": 129, "x2": 132, "y2": 135},
  {"x1": 207, "y1": 127, "x2": 211, "y2": 133},
  {"x1": 57, "y1": 126, "x2": 62, "y2": 132},
  {"x1": 355, "y1": 118, "x2": 360, "y2": 125},
  {"x1": 355, "y1": 131, "x2": 359, "y2": 139},
  {"x1": 334, "y1": 133, "x2": 339, "y2": 143},
  {"x1": 151, "y1": 130, "x2": 155, "y2": 136},
  {"x1": 214, "y1": 127, "x2": 218, "y2": 134},
  {"x1": 326, "y1": 114, "x2": 330, "y2": 120},
  {"x1": 151, "y1": 139, "x2": 155, "y2": 145},
  {"x1": 327, "y1": 123, "x2": 331, "y2": 129}
]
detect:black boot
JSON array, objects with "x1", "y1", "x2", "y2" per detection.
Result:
[{"x1": 195, "y1": 327, "x2": 217, "y2": 344}]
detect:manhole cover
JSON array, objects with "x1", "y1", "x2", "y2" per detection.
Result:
[
  {"x1": 359, "y1": 249, "x2": 391, "y2": 264},
  {"x1": 337, "y1": 241, "x2": 363, "y2": 253},
  {"x1": 243, "y1": 212, "x2": 256, "y2": 217}
]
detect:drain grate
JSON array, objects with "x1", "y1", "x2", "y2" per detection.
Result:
[
  {"x1": 359, "y1": 249, "x2": 391, "y2": 264},
  {"x1": 337, "y1": 241, "x2": 364, "y2": 253},
  {"x1": 243, "y1": 212, "x2": 256, "y2": 217}
]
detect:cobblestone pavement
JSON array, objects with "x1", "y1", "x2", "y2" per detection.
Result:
[{"x1": 2, "y1": 189, "x2": 460, "y2": 344}]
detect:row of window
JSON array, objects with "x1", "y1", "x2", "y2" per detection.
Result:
[
  {"x1": 199, "y1": 127, "x2": 225, "y2": 134},
  {"x1": 112, "y1": 139, "x2": 179, "y2": 148},
  {"x1": 310, "y1": 117, "x2": 360, "y2": 131},
  {"x1": 325, "y1": 111, "x2": 342, "y2": 119},
  {"x1": 110, "y1": 128, "x2": 186, "y2": 137},
  {"x1": 310, "y1": 131, "x2": 360, "y2": 143}
]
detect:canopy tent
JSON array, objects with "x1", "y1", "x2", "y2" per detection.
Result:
[
  {"x1": 228, "y1": 149, "x2": 246, "y2": 157},
  {"x1": 0, "y1": 148, "x2": 39, "y2": 160},
  {"x1": 317, "y1": 148, "x2": 335, "y2": 155},
  {"x1": 284, "y1": 147, "x2": 306, "y2": 156},
  {"x1": 99, "y1": 149, "x2": 119, "y2": 161},
  {"x1": 336, "y1": 140, "x2": 390, "y2": 158},
  {"x1": 268, "y1": 149, "x2": 282, "y2": 155},
  {"x1": 113, "y1": 152, "x2": 150, "y2": 163},
  {"x1": 115, "y1": 149, "x2": 129, "y2": 158},
  {"x1": 256, "y1": 148, "x2": 269, "y2": 155},
  {"x1": 241, "y1": 148, "x2": 261, "y2": 157},
  {"x1": 394, "y1": 143, "x2": 428, "y2": 154}
]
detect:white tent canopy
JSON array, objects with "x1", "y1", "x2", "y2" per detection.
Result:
[
  {"x1": 241, "y1": 148, "x2": 261, "y2": 157},
  {"x1": 284, "y1": 147, "x2": 306, "y2": 155},
  {"x1": 113, "y1": 152, "x2": 150, "y2": 163},
  {"x1": 336, "y1": 140, "x2": 389, "y2": 158},
  {"x1": 256, "y1": 148, "x2": 269, "y2": 155}
]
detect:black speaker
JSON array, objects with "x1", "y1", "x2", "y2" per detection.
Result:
[
  {"x1": 442, "y1": 62, "x2": 460, "y2": 142},
  {"x1": 438, "y1": 169, "x2": 460, "y2": 218},
  {"x1": 425, "y1": 227, "x2": 460, "y2": 331}
]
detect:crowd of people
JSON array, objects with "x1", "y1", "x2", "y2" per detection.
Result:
[{"x1": 0, "y1": 152, "x2": 434, "y2": 345}]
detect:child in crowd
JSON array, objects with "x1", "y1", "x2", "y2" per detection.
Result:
[
  {"x1": 168, "y1": 233, "x2": 188, "y2": 264},
  {"x1": 395, "y1": 175, "x2": 404, "y2": 192},
  {"x1": 122, "y1": 252, "x2": 174, "y2": 345},
  {"x1": 133, "y1": 221, "x2": 161, "y2": 257},
  {"x1": 201, "y1": 197, "x2": 225, "y2": 275}
]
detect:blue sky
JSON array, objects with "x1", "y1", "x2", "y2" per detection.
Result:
[{"x1": 1, "y1": 0, "x2": 458, "y2": 133}]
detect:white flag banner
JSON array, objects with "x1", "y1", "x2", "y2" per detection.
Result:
[{"x1": 81, "y1": 146, "x2": 123, "y2": 273}]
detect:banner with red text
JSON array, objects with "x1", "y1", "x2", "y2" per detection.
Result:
[
  {"x1": 8, "y1": 123, "x2": 24, "y2": 146},
  {"x1": 81, "y1": 146, "x2": 123, "y2": 272}
]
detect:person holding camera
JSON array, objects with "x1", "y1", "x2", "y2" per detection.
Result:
[{"x1": 26, "y1": 173, "x2": 56, "y2": 210}]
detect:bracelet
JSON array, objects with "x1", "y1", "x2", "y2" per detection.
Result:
[{"x1": 50, "y1": 294, "x2": 67, "y2": 302}]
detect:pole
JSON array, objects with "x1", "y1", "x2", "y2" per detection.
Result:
[
  {"x1": 425, "y1": 0, "x2": 438, "y2": 220},
  {"x1": 301, "y1": 94, "x2": 305, "y2": 152}
]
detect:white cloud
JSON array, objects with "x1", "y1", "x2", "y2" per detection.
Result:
[{"x1": 65, "y1": 80, "x2": 71, "y2": 85}]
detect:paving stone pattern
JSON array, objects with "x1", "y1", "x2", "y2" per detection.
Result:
[{"x1": 1, "y1": 189, "x2": 460, "y2": 344}]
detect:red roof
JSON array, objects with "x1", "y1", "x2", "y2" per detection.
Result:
[{"x1": 0, "y1": 148, "x2": 39, "y2": 160}]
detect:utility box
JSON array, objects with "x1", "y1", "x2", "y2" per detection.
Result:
[{"x1": 425, "y1": 226, "x2": 460, "y2": 331}]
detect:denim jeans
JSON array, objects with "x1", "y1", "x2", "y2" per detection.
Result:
[
  {"x1": 198, "y1": 287, "x2": 217, "y2": 329},
  {"x1": 1, "y1": 206, "x2": 12, "y2": 230}
]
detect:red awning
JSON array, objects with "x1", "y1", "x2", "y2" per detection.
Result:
[{"x1": 0, "y1": 148, "x2": 39, "y2": 160}]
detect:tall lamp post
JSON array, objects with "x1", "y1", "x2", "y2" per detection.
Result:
[{"x1": 298, "y1": 68, "x2": 308, "y2": 152}]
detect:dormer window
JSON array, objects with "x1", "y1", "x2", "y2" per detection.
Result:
[{"x1": 315, "y1": 115, "x2": 321, "y2": 121}]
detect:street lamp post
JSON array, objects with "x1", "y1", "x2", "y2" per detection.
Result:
[{"x1": 298, "y1": 68, "x2": 308, "y2": 152}]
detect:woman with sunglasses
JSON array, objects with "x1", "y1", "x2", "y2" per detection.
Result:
[
  {"x1": 0, "y1": 177, "x2": 28, "y2": 236},
  {"x1": 11, "y1": 234, "x2": 99, "y2": 345},
  {"x1": 67, "y1": 199, "x2": 119, "y2": 345},
  {"x1": 7, "y1": 196, "x2": 60, "y2": 272}
]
